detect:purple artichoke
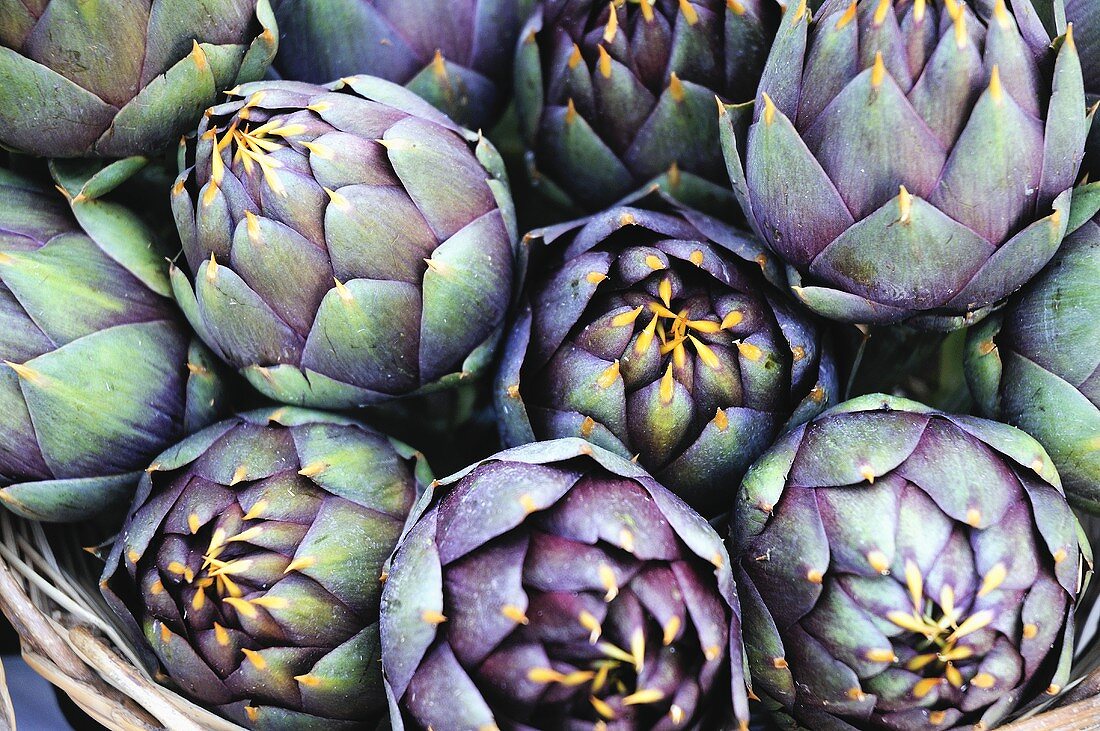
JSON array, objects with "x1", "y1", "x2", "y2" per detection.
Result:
[
  {"x1": 380, "y1": 438, "x2": 750, "y2": 730},
  {"x1": 966, "y1": 215, "x2": 1100, "y2": 513},
  {"x1": 170, "y1": 75, "x2": 519, "y2": 410},
  {"x1": 722, "y1": 0, "x2": 1091, "y2": 330},
  {"x1": 495, "y1": 194, "x2": 838, "y2": 517},
  {"x1": 515, "y1": 0, "x2": 778, "y2": 214},
  {"x1": 270, "y1": 0, "x2": 535, "y2": 130},
  {"x1": 102, "y1": 407, "x2": 428, "y2": 729},
  {"x1": 729, "y1": 394, "x2": 1091, "y2": 729},
  {"x1": 0, "y1": 0, "x2": 277, "y2": 158}
]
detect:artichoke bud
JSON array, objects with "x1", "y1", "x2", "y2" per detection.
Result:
[
  {"x1": 724, "y1": 0, "x2": 1093, "y2": 329},
  {"x1": 102, "y1": 408, "x2": 425, "y2": 728},
  {"x1": 730, "y1": 394, "x2": 1091, "y2": 729},
  {"x1": 172, "y1": 76, "x2": 518, "y2": 410},
  {"x1": 516, "y1": 0, "x2": 779, "y2": 213},
  {"x1": 380, "y1": 439, "x2": 751, "y2": 729},
  {"x1": 497, "y1": 193, "x2": 837, "y2": 517}
]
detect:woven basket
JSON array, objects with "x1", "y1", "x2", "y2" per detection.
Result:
[{"x1": 1, "y1": 510, "x2": 1100, "y2": 730}]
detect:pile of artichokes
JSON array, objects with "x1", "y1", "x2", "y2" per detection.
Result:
[{"x1": 1, "y1": 1, "x2": 1098, "y2": 730}]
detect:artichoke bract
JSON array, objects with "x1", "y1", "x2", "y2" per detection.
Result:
[
  {"x1": 729, "y1": 394, "x2": 1090, "y2": 730},
  {"x1": 515, "y1": 0, "x2": 777, "y2": 214},
  {"x1": 722, "y1": 0, "x2": 1089, "y2": 330},
  {"x1": 101, "y1": 407, "x2": 427, "y2": 729},
  {"x1": 0, "y1": 168, "x2": 226, "y2": 522},
  {"x1": 495, "y1": 195, "x2": 838, "y2": 517},
  {"x1": 965, "y1": 217, "x2": 1100, "y2": 512},
  {"x1": 380, "y1": 439, "x2": 750, "y2": 730},
  {"x1": 0, "y1": 0, "x2": 277, "y2": 158},
  {"x1": 270, "y1": 0, "x2": 534, "y2": 130},
  {"x1": 1066, "y1": 0, "x2": 1100, "y2": 178},
  {"x1": 171, "y1": 75, "x2": 519, "y2": 410}
]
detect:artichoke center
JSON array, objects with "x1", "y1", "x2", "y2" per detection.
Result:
[
  {"x1": 165, "y1": 507, "x2": 300, "y2": 621},
  {"x1": 881, "y1": 560, "x2": 1003, "y2": 700},
  {"x1": 207, "y1": 114, "x2": 298, "y2": 199},
  {"x1": 613, "y1": 274, "x2": 747, "y2": 401},
  {"x1": 523, "y1": 562, "x2": 705, "y2": 725}
]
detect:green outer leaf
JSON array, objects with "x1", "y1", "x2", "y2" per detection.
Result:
[
  {"x1": 1068, "y1": 181, "x2": 1100, "y2": 234},
  {"x1": 946, "y1": 190, "x2": 1071, "y2": 313},
  {"x1": 1037, "y1": 26, "x2": 1086, "y2": 206},
  {"x1": 68, "y1": 196, "x2": 173, "y2": 297},
  {"x1": 170, "y1": 264, "x2": 222, "y2": 361},
  {"x1": 720, "y1": 101, "x2": 760, "y2": 238},
  {"x1": 513, "y1": 9, "x2": 545, "y2": 147},
  {"x1": 241, "y1": 365, "x2": 378, "y2": 410},
  {"x1": 20, "y1": 321, "x2": 189, "y2": 479},
  {"x1": 755, "y1": 0, "x2": 809, "y2": 121},
  {"x1": 1000, "y1": 351, "x2": 1100, "y2": 511},
  {"x1": 963, "y1": 315, "x2": 1005, "y2": 418},
  {"x1": 99, "y1": 42, "x2": 221, "y2": 158},
  {"x1": 950, "y1": 413, "x2": 1063, "y2": 489},
  {"x1": 405, "y1": 59, "x2": 496, "y2": 130},
  {"x1": 810, "y1": 192, "x2": 992, "y2": 310},
  {"x1": 419, "y1": 214, "x2": 512, "y2": 383},
  {"x1": 379, "y1": 512, "x2": 445, "y2": 710},
  {"x1": 818, "y1": 392, "x2": 936, "y2": 417},
  {"x1": 237, "y1": 0, "x2": 279, "y2": 85},
  {"x1": 493, "y1": 304, "x2": 537, "y2": 448},
  {"x1": 0, "y1": 472, "x2": 137, "y2": 522},
  {"x1": 49, "y1": 158, "x2": 150, "y2": 200},
  {"x1": 642, "y1": 166, "x2": 736, "y2": 220},
  {"x1": 182, "y1": 339, "x2": 229, "y2": 435},
  {"x1": 0, "y1": 46, "x2": 115, "y2": 157},
  {"x1": 303, "y1": 626, "x2": 386, "y2": 719}
]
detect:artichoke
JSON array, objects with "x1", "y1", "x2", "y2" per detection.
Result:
[
  {"x1": 722, "y1": 0, "x2": 1090, "y2": 330},
  {"x1": 101, "y1": 407, "x2": 428, "y2": 729},
  {"x1": 1066, "y1": 0, "x2": 1100, "y2": 178},
  {"x1": 495, "y1": 194, "x2": 838, "y2": 517},
  {"x1": 170, "y1": 75, "x2": 519, "y2": 410},
  {"x1": 380, "y1": 438, "x2": 750, "y2": 730},
  {"x1": 515, "y1": 0, "x2": 777, "y2": 214},
  {"x1": 0, "y1": 166, "x2": 226, "y2": 522},
  {"x1": 270, "y1": 0, "x2": 535, "y2": 130},
  {"x1": 0, "y1": 0, "x2": 278, "y2": 159},
  {"x1": 729, "y1": 394, "x2": 1091, "y2": 730},
  {"x1": 965, "y1": 215, "x2": 1100, "y2": 513}
]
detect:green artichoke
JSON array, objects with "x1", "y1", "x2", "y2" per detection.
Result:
[
  {"x1": 965, "y1": 216, "x2": 1100, "y2": 513},
  {"x1": 515, "y1": 0, "x2": 777, "y2": 214},
  {"x1": 495, "y1": 193, "x2": 838, "y2": 517},
  {"x1": 0, "y1": 0, "x2": 278, "y2": 159},
  {"x1": 729, "y1": 394, "x2": 1090, "y2": 730},
  {"x1": 0, "y1": 166, "x2": 227, "y2": 522},
  {"x1": 101, "y1": 407, "x2": 428, "y2": 729},
  {"x1": 1066, "y1": 0, "x2": 1100, "y2": 178},
  {"x1": 170, "y1": 75, "x2": 519, "y2": 410},
  {"x1": 722, "y1": 0, "x2": 1091, "y2": 330},
  {"x1": 270, "y1": 0, "x2": 535, "y2": 130},
  {"x1": 380, "y1": 438, "x2": 750, "y2": 730}
]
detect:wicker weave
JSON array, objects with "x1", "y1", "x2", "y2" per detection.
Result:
[{"x1": 1, "y1": 510, "x2": 1099, "y2": 730}]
